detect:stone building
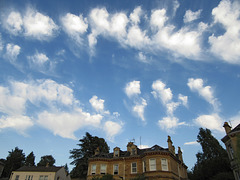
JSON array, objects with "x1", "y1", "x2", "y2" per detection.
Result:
[
  {"x1": 9, "y1": 166, "x2": 71, "y2": 180},
  {"x1": 87, "y1": 136, "x2": 188, "y2": 180},
  {"x1": 222, "y1": 122, "x2": 240, "y2": 180}
]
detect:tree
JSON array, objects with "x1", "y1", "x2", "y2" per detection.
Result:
[
  {"x1": 64, "y1": 163, "x2": 69, "y2": 175},
  {"x1": 2, "y1": 147, "x2": 25, "y2": 177},
  {"x1": 92, "y1": 174, "x2": 114, "y2": 180},
  {"x1": 37, "y1": 155, "x2": 55, "y2": 167},
  {"x1": 25, "y1": 152, "x2": 35, "y2": 166},
  {"x1": 190, "y1": 128, "x2": 234, "y2": 180},
  {"x1": 69, "y1": 132, "x2": 109, "y2": 178}
]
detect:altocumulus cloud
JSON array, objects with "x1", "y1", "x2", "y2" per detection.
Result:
[{"x1": 0, "y1": 79, "x2": 122, "y2": 140}]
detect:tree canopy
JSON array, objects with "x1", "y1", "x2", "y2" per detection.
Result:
[
  {"x1": 2, "y1": 147, "x2": 25, "y2": 177},
  {"x1": 25, "y1": 152, "x2": 35, "y2": 166},
  {"x1": 37, "y1": 155, "x2": 55, "y2": 167},
  {"x1": 188, "y1": 128, "x2": 234, "y2": 180},
  {"x1": 70, "y1": 132, "x2": 109, "y2": 178}
]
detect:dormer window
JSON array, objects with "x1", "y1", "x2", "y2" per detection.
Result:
[
  {"x1": 114, "y1": 147, "x2": 120, "y2": 157},
  {"x1": 131, "y1": 148, "x2": 136, "y2": 155}
]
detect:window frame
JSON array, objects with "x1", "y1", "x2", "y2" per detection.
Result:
[
  {"x1": 100, "y1": 164, "x2": 107, "y2": 175},
  {"x1": 131, "y1": 162, "x2": 137, "y2": 174},
  {"x1": 149, "y1": 158, "x2": 156, "y2": 171},
  {"x1": 39, "y1": 175, "x2": 44, "y2": 180},
  {"x1": 113, "y1": 164, "x2": 119, "y2": 175},
  {"x1": 15, "y1": 175, "x2": 20, "y2": 180},
  {"x1": 114, "y1": 149, "x2": 119, "y2": 157},
  {"x1": 142, "y1": 161, "x2": 146, "y2": 172},
  {"x1": 91, "y1": 164, "x2": 96, "y2": 175},
  {"x1": 161, "y1": 158, "x2": 168, "y2": 171}
]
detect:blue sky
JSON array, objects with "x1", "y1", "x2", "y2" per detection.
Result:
[{"x1": 1, "y1": 0, "x2": 240, "y2": 171}]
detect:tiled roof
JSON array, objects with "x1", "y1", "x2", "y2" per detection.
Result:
[
  {"x1": 15, "y1": 166, "x2": 63, "y2": 172},
  {"x1": 92, "y1": 144, "x2": 169, "y2": 159}
]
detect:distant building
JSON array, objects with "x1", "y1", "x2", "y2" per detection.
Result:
[
  {"x1": 87, "y1": 136, "x2": 188, "y2": 180},
  {"x1": 9, "y1": 166, "x2": 71, "y2": 180},
  {"x1": 222, "y1": 122, "x2": 240, "y2": 180}
]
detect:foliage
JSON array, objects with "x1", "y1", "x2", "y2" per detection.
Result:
[
  {"x1": 189, "y1": 128, "x2": 234, "y2": 180},
  {"x1": 130, "y1": 174, "x2": 145, "y2": 180},
  {"x1": 92, "y1": 174, "x2": 114, "y2": 180},
  {"x1": 2, "y1": 147, "x2": 25, "y2": 177},
  {"x1": 25, "y1": 152, "x2": 35, "y2": 166},
  {"x1": 37, "y1": 155, "x2": 55, "y2": 166},
  {"x1": 64, "y1": 163, "x2": 69, "y2": 174},
  {"x1": 69, "y1": 132, "x2": 109, "y2": 178}
]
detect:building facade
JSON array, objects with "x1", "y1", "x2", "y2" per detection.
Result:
[
  {"x1": 9, "y1": 166, "x2": 71, "y2": 180},
  {"x1": 87, "y1": 136, "x2": 188, "y2": 180},
  {"x1": 222, "y1": 122, "x2": 240, "y2": 180}
]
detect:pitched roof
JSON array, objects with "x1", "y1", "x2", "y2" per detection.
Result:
[
  {"x1": 15, "y1": 166, "x2": 63, "y2": 172},
  {"x1": 230, "y1": 123, "x2": 240, "y2": 134},
  {"x1": 91, "y1": 144, "x2": 169, "y2": 159}
]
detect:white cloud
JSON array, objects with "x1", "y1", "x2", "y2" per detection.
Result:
[
  {"x1": 0, "y1": 86, "x2": 26, "y2": 115},
  {"x1": 139, "y1": 145, "x2": 150, "y2": 149},
  {"x1": 195, "y1": 114, "x2": 224, "y2": 132},
  {"x1": 103, "y1": 120, "x2": 123, "y2": 141},
  {"x1": 125, "y1": 80, "x2": 141, "y2": 97},
  {"x1": 37, "y1": 109, "x2": 103, "y2": 139},
  {"x1": 0, "y1": 115, "x2": 33, "y2": 134},
  {"x1": 61, "y1": 13, "x2": 88, "y2": 45},
  {"x1": 184, "y1": 141, "x2": 199, "y2": 145},
  {"x1": 130, "y1": 6, "x2": 142, "y2": 25},
  {"x1": 5, "y1": 43, "x2": 21, "y2": 63},
  {"x1": 150, "y1": 9, "x2": 168, "y2": 29},
  {"x1": 209, "y1": 0, "x2": 240, "y2": 64},
  {"x1": 89, "y1": 95, "x2": 105, "y2": 112},
  {"x1": 4, "y1": 11, "x2": 23, "y2": 35},
  {"x1": 178, "y1": 94, "x2": 188, "y2": 107},
  {"x1": 133, "y1": 98, "x2": 147, "y2": 122},
  {"x1": 187, "y1": 78, "x2": 218, "y2": 110},
  {"x1": 137, "y1": 52, "x2": 151, "y2": 63},
  {"x1": 152, "y1": 80, "x2": 172, "y2": 104},
  {"x1": 158, "y1": 116, "x2": 180, "y2": 131},
  {"x1": 28, "y1": 52, "x2": 49, "y2": 66},
  {"x1": 184, "y1": 10, "x2": 202, "y2": 23},
  {"x1": 166, "y1": 102, "x2": 180, "y2": 115}
]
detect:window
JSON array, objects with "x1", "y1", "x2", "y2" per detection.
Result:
[
  {"x1": 161, "y1": 159, "x2": 168, "y2": 171},
  {"x1": 143, "y1": 161, "x2": 146, "y2": 172},
  {"x1": 25, "y1": 175, "x2": 33, "y2": 180},
  {"x1": 39, "y1": 176, "x2": 44, "y2": 180},
  {"x1": 113, "y1": 164, "x2": 119, "y2": 175},
  {"x1": 131, "y1": 162, "x2": 137, "y2": 173},
  {"x1": 149, "y1": 159, "x2": 156, "y2": 171},
  {"x1": 114, "y1": 150, "x2": 119, "y2": 157},
  {"x1": 91, "y1": 164, "x2": 96, "y2": 175},
  {"x1": 100, "y1": 164, "x2": 107, "y2": 175},
  {"x1": 15, "y1": 175, "x2": 20, "y2": 180},
  {"x1": 44, "y1": 176, "x2": 48, "y2": 180},
  {"x1": 131, "y1": 148, "x2": 136, "y2": 155}
]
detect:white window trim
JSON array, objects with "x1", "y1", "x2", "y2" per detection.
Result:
[
  {"x1": 131, "y1": 162, "x2": 137, "y2": 174},
  {"x1": 149, "y1": 158, "x2": 156, "y2": 171},
  {"x1": 91, "y1": 164, "x2": 96, "y2": 175},
  {"x1": 142, "y1": 161, "x2": 146, "y2": 172},
  {"x1": 113, "y1": 164, "x2": 119, "y2": 175},
  {"x1": 100, "y1": 164, "x2": 107, "y2": 174},
  {"x1": 161, "y1": 158, "x2": 168, "y2": 171}
]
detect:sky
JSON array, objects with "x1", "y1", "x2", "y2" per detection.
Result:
[{"x1": 0, "y1": 0, "x2": 240, "y2": 171}]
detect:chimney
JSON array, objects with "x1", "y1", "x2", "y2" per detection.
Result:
[
  {"x1": 178, "y1": 147, "x2": 183, "y2": 162},
  {"x1": 223, "y1": 122, "x2": 232, "y2": 134},
  {"x1": 167, "y1": 136, "x2": 174, "y2": 154},
  {"x1": 94, "y1": 147, "x2": 100, "y2": 156}
]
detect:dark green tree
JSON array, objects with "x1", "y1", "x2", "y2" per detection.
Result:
[
  {"x1": 64, "y1": 163, "x2": 69, "y2": 174},
  {"x1": 70, "y1": 132, "x2": 109, "y2": 179},
  {"x1": 37, "y1": 155, "x2": 55, "y2": 167},
  {"x1": 92, "y1": 174, "x2": 114, "y2": 180},
  {"x1": 25, "y1": 152, "x2": 35, "y2": 166},
  {"x1": 190, "y1": 128, "x2": 234, "y2": 180},
  {"x1": 2, "y1": 147, "x2": 25, "y2": 177}
]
